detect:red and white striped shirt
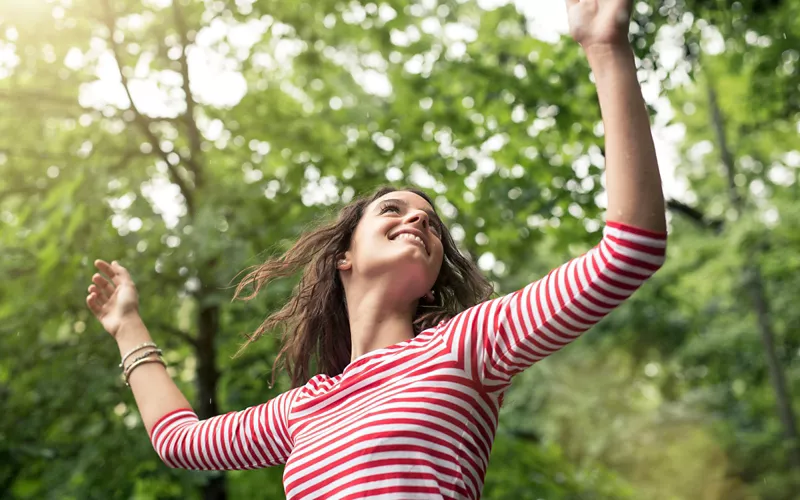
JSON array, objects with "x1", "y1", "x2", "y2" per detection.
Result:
[{"x1": 149, "y1": 221, "x2": 666, "y2": 499}]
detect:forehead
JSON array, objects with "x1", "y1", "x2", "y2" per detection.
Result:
[{"x1": 370, "y1": 190, "x2": 435, "y2": 212}]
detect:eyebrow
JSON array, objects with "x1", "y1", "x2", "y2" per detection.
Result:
[{"x1": 377, "y1": 198, "x2": 442, "y2": 226}]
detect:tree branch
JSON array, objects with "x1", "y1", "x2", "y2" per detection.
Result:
[
  {"x1": 172, "y1": 0, "x2": 204, "y2": 187},
  {"x1": 0, "y1": 148, "x2": 145, "y2": 205},
  {"x1": 665, "y1": 199, "x2": 724, "y2": 233},
  {"x1": 501, "y1": 427, "x2": 541, "y2": 443},
  {"x1": 156, "y1": 322, "x2": 198, "y2": 347},
  {"x1": 102, "y1": 0, "x2": 196, "y2": 217},
  {"x1": 707, "y1": 81, "x2": 743, "y2": 211},
  {"x1": 108, "y1": 148, "x2": 148, "y2": 174}
]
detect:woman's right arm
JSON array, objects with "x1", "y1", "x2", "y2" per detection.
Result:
[
  {"x1": 88, "y1": 260, "x2": 296, "y2": 470},
  {"x1": 113, "y1": 315, "x2": 191, "y2": 436}
]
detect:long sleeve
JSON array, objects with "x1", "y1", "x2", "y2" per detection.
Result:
[
  {"x1": 148, "y1": 387, "x2": 302, "y2": 470},
  {"x1": 442, "y1": 221, "x2": 667, "y2": 393}
]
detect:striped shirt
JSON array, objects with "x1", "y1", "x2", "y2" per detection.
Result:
[{"x1": 149, "y1": 221, "x2": 667, "y2": 499}]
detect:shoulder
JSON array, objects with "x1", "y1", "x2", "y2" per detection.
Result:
[{"x1": 292, "y1": 373, "x2": 340, "y2": 402}]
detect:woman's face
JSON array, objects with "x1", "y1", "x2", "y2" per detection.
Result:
[{"x1": 342, "y1": 190, "x2": 445, "y2": 301}]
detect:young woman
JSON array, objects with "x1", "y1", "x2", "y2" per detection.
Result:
[{"x1": 86, "y1": 1, "x2": 668, "y2": 498}]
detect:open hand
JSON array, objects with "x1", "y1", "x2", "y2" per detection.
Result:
[
  {"x1": 566, "y1": 0, "x2": 633, "y2": 49},
  {"x1": 86, "y1": 260, "x2": 140, "y2": 338}
]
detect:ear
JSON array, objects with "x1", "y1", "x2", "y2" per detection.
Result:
[
  {"x1": 336, "y1": 253, "x2": 352, "y2": 271},
  {"x1": 423, "y1": 290, "x2": 435, "y2": 303}
]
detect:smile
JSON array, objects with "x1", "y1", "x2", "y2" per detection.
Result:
[{"x1": 389, "y1": 232, "x2": 429, "y2": 255}]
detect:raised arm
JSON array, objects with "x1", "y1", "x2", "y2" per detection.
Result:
[
  {"x1": 568, "y1": 0, "x2": 667, "y2": 233},
  {"x1": 440, "y1": 1, "x2": 667, "y2": 391},
  {"x1": 443, "y1": 222, "x2": 666, "y2": 391},
  {"x1": 87, "y1": 260, "x2": 296, "y2": 469}
]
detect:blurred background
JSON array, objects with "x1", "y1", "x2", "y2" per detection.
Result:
[{"x1": 1, "y1": 0, "x2": 799, "y2": 498}]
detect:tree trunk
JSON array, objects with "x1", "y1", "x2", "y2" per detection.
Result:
[
  {"x1": 196, "y1": 301, "x2": 227, "y2": 500},
  {"x1": 744, "y1": 264, "x2": 800, "y2": 468},
  {"x1": 706, "y1": 79, "x2": 800, "y2": 469}
]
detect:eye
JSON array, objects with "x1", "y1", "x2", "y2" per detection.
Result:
[{"x1": 379, "y1": 202, "x2": 401, "y2": 215}]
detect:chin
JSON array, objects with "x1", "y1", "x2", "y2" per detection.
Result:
[{"x1": 370, "y1": 254, "x2": 437, "y2": 292}]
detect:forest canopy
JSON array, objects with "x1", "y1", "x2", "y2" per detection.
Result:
[{"x1": 1, "y1": 0, "x2": 799, "y2": 498}]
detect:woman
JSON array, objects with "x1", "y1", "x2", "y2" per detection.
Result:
[{"x1": 86, "y1": 1, "x2": 667, "y2": 498}]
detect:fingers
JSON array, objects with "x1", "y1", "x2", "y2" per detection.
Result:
[
  {"x1": 86, "y1": 292, "x2": 103, "y2": 316},
  {"x1": 94, "y1": 259, "x2": 132, "y2": 286},
  {"x1": 91, "y1": 275, "x2": 114, "y2": 299},
  {"x1": 87, "y1": 260, "x2": 120, "y2": 313},
  {"x1": 111, "y1": 261, "x2": 132, "y2": 281},
  {"x1": 88, "y1": 259, "x2": 130, "y2": 318},
  {"x1": 95, "y1": 259, "x2": 114, "y2": 277},
  {"x1": 88, "y1": 283, "x2": 111, "y2": 304}
]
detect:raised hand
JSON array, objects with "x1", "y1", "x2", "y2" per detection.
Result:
[
  {"x1": 86, "y1": 260, "x2": 140, "y2": 338},
  {"x1": 565, "y1": 0, "x2": 633, "y2": 49}
]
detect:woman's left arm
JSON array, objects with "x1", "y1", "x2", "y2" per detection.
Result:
[
  {"x1": 569, "y1": 0, "x2": 666, "y2": 232},
  {"x1": 439, "y1": 1, "x2": 667, "y2": 392}
]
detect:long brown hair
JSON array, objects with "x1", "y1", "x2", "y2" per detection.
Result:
[{"x1": 233, "y1": 186, "x2": 494, "y2": 388}]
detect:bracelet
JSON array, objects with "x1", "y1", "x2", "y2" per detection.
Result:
[
  {"x1": 124, "y1": 357, "x2": 167, "y2": 386},
  {"x1": 123, "y1": 350, "x2": 163, "y2": 378},
  {"x1": 124, "y1": 349, "x2": 163, "y2": 369},
  {"x1": 119, "y1": 342, "x2": 158, "y2": 368}
]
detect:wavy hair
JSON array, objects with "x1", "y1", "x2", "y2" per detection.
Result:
[{"x1": 233, "y1": 186, "x2": 494, "y2": 388}]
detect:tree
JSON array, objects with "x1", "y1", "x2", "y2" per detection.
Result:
[
  {"x1": 0, "y1": 0, "x2": 621, "y2": 497},
  {"x1": 2, "y1": 0, "x2": 797, "y2": 498}
]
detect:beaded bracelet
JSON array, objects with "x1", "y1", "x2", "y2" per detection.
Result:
[
  {"x1": 125, "y1": 349, "x2": 163, "y2": 368},
  {"x1": 124, "y1": 357, "x2": 167, "y2": 386},
  {"x1": 119, "y1": 342, "x2": 158, "y2": 368}
]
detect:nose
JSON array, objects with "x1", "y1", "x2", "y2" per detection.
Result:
[{"x1": 404, "y1": 209, "x2": 429, "y2": 230}]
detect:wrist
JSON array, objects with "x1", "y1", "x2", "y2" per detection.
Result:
[
  {"x1": 115, "y1": 315, "x2": 152, "y2": 354},
  {"x1": 583, "y1": 42, "x2": 634, "y2": 65}
]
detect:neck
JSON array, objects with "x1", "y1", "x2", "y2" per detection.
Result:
[{"x1": 345, "y1": 289, "x2": 417, "y2": 363}]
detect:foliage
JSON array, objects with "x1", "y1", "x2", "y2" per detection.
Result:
[{"x1": 1, "y1": 0, "x2": 799, "y2": 498}]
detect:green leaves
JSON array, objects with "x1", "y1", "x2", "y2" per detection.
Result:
[{"x1": 1, "y1": 0, "x2": 799, "y2": 497}]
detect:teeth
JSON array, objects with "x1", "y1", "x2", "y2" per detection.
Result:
[{"x1": 394, "y1": 233, "x2": 427, "y2": 251}]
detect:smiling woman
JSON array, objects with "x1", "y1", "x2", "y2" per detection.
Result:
[
  {"x1": 231, "y1": 186, "x2": 493, "y2": 386},
  {"x1": 85, "y1": 1, "x2": 668, "y2": 498},
  {"x1": 89, "y1": 184, "x2": 665, "y2": 498}
]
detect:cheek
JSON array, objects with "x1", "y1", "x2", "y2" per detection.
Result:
[
  {"x1": 349, "y1": 222, "x2": 389, "y2": 260},
  {"x1": 346, "y1": 226, "x2": 368, "y2": 262},
  {"x1": 433, "y1": 242, "x2": 445, "y2": 267},
  {"x1": 352, "y1": 219, "x2": 383, "y2": 243}
]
